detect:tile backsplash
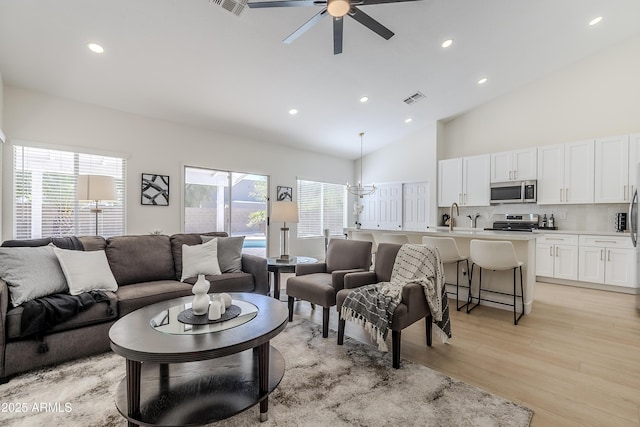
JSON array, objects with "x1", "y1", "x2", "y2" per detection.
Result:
[{"x1": 439, "y1": 203, "x2": 630, "y2": 233}]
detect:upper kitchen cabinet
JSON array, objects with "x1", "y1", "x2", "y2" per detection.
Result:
[
  {"x1": 490, "y1": 148, "x2": 537, "y2": 183},
  {"x1": 594, "y1": 135, "x2": 630, "y2": 203},
  {"x1": 438, "y1": 154, "x2": 490, "y2": 207},
  {"x1": 628, "y1": 133, "x2": 640, "y2": 198},
  {"x1": 537, "y1": 140, "x2": 594, "y2": 204}
]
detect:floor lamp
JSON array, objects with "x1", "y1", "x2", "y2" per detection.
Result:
[
  {"x1": 271, "y1": 201, "x2": 299, "y2": 262},
  {"x1": 76, "y1": 175, "x2": 117, "y2": 236}
]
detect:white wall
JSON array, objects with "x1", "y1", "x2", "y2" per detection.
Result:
[
  {"x1": 1, "y1": 86, "x2": 352, "y2": 260},
  {"x1": 356, "y1": 122, "x2": 439, "y2": 226},
  {"x1": 0, "y1": 72, "x2": 4, "y2": 242},
  {"x1": 442, "y1": 33, "x2": 640, "y2": 159}
]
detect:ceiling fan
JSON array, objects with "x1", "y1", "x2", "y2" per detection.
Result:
[{"x1": 247, "y1": 0, "x2": 421, "y2": 55}]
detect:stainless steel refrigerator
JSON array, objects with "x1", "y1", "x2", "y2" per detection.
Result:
[{"x1": 627, "y1": 164, "x2": 640, "y2": 309}]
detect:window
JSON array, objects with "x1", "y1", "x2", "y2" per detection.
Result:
[
  {"x1": 184, "y1": 166, "x2": 268, "y2": 257},
  {"x1": 297, "y1": 179, "x2": 346, "y2": 238},
  {"x1": 13, "y1": 145, "x2": 126, "y2": 239}
]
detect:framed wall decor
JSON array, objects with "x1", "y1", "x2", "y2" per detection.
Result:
[
  {"x1": 277, "y1": 186, "x2": 293, "y2": 201},
  {"x1": 141, "y1": 173, "x2": 170, "y2": 206}
]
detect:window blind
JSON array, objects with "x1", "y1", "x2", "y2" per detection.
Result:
[
  {"x1": 297, "y1": 179, "x2": 346, "y2": 238},
  {"x1": 13, "y1": 145, "x2": 126, "y2": 239}
]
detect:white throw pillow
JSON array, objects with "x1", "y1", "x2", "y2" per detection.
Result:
[
  {"x1": 53, "y1": 248, "x2": 118, "y2": 295},
  {"x1": 180, "y1": 238, "x2": 222, "y2": 282}
]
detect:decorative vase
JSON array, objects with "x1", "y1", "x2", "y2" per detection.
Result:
[{"x1": 192, "y1": 274, "x2": 210, "y2": 315}]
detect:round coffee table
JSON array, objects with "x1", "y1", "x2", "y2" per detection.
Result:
[{"x1": 109, "y1": 293, "x2": 288, "y2": 426}]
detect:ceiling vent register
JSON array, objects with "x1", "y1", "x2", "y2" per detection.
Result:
[
  {"x1": 210, "y1": 0, "x2": 248, "y2": 16},
  {"x1": 403, "y1": 91, "x2": 426, "y2": 105}
]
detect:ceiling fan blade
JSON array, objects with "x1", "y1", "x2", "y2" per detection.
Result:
[
  {"x1": 333, "y1": 17, "x2": 344, "y2": 55},
  {"x1": 349, "y1": 7, "x2": 394, "y2": 40},
  {"x1": 283, "y1": 9, "x2": 329, "y2": 44},
  {"x1": 358, "y1": 0, "x2": 422, "y2": 5},
  {"x1": 247, "y1": 0, "x2": 319, "y2": 8}
]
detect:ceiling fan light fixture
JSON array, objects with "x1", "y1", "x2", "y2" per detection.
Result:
[{"x1": 327, "y1": 0, "x2": 350, "y2": 18}]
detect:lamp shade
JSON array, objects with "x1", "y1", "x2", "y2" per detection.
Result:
[
  {"x1": 271, "y1": 201, "x2": 299, "y2": 223},
  {"x1": 76, "y1": 175, "x2": 117, "y2": 201}
]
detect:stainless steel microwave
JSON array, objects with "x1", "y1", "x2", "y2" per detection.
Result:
[{"x1": 490, "y1": 180, "x2": 537, "y2": 204}]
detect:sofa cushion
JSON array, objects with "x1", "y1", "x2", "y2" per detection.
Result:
[
  {"x1": 201, "y1": 235, "x2": 245, "y2": 273},
  {"x1": 183, "y1": 272, "x2": 255, "y2": 293},
  {"x1": 5, "y1": 291, "x2": 118, "y2": 340},
  {"x1": 106, "y1": 235, "x2": 176, "y2": 286},
  {"x1": 115, "y1": 280, "x2": 194, "y2": 317},
  {"x1": 0, "y1": 245, "x2": 68, "y2": 307},
  {"x1": 77, "y1": 236, "x2": 107, "y2": 251},
  {"x1": 170, "y1": 232, "x2": 228, "y2": 281},
  {"x1": 53, "y1": 248, "x2": 118, "y2": 295},
  {"x1": 180, "y1": 238, "x2": 221, "y2": 281}
]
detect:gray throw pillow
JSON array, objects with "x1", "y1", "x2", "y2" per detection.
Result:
[
  {"x1": 0, "y1": 244, "x2": 68, "y2": 306},
  {"x1": 201, "y1": 235, "x2": 245, "y2": 273}
]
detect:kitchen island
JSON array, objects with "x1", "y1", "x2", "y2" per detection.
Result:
[{"x1": 345, "y1": 228, "x2": 538, "y2": 314}]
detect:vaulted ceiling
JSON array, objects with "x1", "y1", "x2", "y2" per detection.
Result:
[{"x1": 1, "y1": 0, "x2": 639, "y2": 158}]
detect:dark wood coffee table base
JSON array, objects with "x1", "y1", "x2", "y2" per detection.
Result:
[{"x1": 115, "y1": 345, "x2": 285, "y2": 426}]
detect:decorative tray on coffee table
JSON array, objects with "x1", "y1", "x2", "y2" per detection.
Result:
[{"x1": 149, "y1": 299, "x2": 258, "y2": 335}]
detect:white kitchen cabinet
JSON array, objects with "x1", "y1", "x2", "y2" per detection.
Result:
[
  {"x1": 438, "y1": 155, "x2": 490, "y2": 207},
  {"x1": 537, "y1": 140, "x2": 594, "y2": 204},
  {"x1": 594, "y1": 135, "x2": 630, "y2": 203},
  {"x1": 403, "y1": 182, "x2": 429, "y2": 231},
  {"x1": 536, "y1": 234, "x2": 579, "y2": 280},
  {"x1": 578, "y1": 235, "x2": 636, "y2": 287},
  {"x1": 360, "y1": 183, "x2": 403, "y2": 230},
  {"x1": 628, "y1": 133, "x2": 640, "y2": 198},
  {"x1": 490, "y1": 148, "x2": 537, "y2": 183}
]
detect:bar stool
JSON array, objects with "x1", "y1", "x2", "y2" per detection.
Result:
[
  {"x1": 376, "y1": 233, "x2": 410, "y2": 245},
  {"x1": 422, "y1": 236, "x2": 470, "y2": 311},
  {"x1": 467, "y1": 239, "x2": 524, "y2": 325}
]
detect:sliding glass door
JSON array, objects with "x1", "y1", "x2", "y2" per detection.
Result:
[{"x1": 184, "y1": 167, "x2": 267, "y2": 257}]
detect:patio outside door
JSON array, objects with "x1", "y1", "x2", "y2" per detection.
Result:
[{"x1": 184, "y1": 166, "x2": 268, "y2": 257}]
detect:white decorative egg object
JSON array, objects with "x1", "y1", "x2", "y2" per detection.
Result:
[{"x1": 220, "y1": 293, "x2": 232, "y2": 308}]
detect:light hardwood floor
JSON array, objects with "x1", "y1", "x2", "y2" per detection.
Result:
[{"x1": 284, "y1": 278, "x2": 640, "y2": 426}]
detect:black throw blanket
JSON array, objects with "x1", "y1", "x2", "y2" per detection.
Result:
[{"x1": 20, "y1": 291, "x2": 113, "y2": 339}]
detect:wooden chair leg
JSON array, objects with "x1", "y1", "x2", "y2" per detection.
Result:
[
  {"x1": 322, "y1": 307, "x2": 329, "y2": 338},
  {"x1": 392, "y1": 330, "x2": 401, "y2": 369},
  {"x1": 337, "y1": 316, "x2": 345, "y2": 345},
  {"x1": 425, "y1": 315, "x2": 432, "y2": 347},
  {"x1": 287, "y1": 296, "x2": 294, "y2": 322}
]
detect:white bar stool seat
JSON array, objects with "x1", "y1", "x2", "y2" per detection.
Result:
[
  {"x1": 422, "y1": 236, "x2": 470, "y2": 311},
  {"x1": 468, "y1": 239, "x2": 525, "y2": 325},
  {"x1": 376, "y1": 233, "x2": 410, "y2": 245}
]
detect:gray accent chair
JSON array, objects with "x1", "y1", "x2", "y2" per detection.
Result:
[
  {"x1": 336, "y1": 243, "x2": 433, "y2": 369},
  {"x1": 286, "y1": 239, "x2": 372, "y2": 338}
]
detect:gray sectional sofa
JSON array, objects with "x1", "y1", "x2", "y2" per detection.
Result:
[{"x1": 0, "y1": 231, "x2": 268, "y2": 383}]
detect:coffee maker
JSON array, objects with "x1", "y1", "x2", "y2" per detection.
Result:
[{"x1": 616, "y1": 212, "x2": 627, "y2": 232}]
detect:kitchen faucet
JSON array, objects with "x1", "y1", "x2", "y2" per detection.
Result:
[
  {"x1": 467, "y1": 213, "x2": 480, "y2": 228},
  {"x1": 449, "y1": 202, "x2": 459, "y2": 231}
]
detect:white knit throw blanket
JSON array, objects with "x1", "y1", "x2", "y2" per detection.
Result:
[{"x1": 341, "y1": 244, "x2": 449, "y2": 352}]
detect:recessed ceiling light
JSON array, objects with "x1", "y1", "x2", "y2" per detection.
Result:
[
  {"x1": 405, "y1": 118, "x2": 413, "y2": 123},
  {"x1": 87, "y1": 43, "x2": 104, "y2": 54},
  {"x1": 478, "y1": 77, "x2": 488, "y2": 85},
  {"x1": 288, "y1": 109, "x2": 298, "y2": 115},
  {"x1": 589, "y1": 16, "x2": 603, "y2": 26},
  {"x1": 441, "y1": 39, "x2": 453, "y2": 48},
  {"x1": 360, "y1": 96, "x2": 369, "y2": 103}
]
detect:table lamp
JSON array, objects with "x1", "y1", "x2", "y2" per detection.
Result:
[
  {"x1": 76, "y1": 175, "x2": 117, "y2": 236},
  {"x1": 271, "y1": 201, "x2": 298, "y2": 261}
]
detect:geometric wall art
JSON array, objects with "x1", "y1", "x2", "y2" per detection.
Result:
[
  {"x1": 141, "y1": 173, "x2": 169, "y2": 206},
  {"x1": 276, "y1": 186, "x2": 293, "y2": 201}
]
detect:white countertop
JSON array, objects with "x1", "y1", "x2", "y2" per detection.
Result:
[{"x1": 346, "y1": 227, "x2": 631, "y2": 239}]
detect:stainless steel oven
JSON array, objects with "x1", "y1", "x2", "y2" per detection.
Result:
[{"x1": 490, "y1": 180, "x2": 537, "y2": 204}]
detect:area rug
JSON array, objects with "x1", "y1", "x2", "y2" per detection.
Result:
[{"x1": 0, "y1": 319, "x2": 532, "y2": 426}]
